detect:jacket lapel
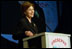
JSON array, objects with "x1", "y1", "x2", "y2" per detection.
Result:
[{"x1": 25, "y1": 18, "x2": 37, "y2": 33}]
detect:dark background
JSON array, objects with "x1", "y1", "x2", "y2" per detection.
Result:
[
  {"x1": 55, "y1": 1, "x2": 71, "y2": 34},
  {"x1": 1, "y1": 1, "x2": 71, "y2": 48},
  {"x1": 1, "y1": 1, "x2": 21, "y2": 34}
]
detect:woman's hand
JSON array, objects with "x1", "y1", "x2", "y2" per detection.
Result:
[{"x1": 25, "y1": 31, "x2": 34, "y2": 37}]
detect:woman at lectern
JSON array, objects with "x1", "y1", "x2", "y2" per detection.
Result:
[{"x1": 13, "y1": 1, "x2": 41, "y2": 48}]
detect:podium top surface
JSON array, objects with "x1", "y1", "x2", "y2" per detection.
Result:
[
  {"x1": 44, "y1": 32, "x2": 71, "y2": 36},
  {"x1": 23, "y1": 32, "x2": 71, "y2": 41}
]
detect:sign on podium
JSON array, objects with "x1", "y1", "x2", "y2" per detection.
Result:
[{"x1": 23, "y1": 32, "x2": 71, "y2": 48}]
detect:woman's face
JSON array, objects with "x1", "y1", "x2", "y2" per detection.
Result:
[{"x1": 24, "y1": 6, "x2": 34, "y2": 18}]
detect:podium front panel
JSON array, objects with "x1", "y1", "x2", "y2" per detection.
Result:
[{"x1": 45, "y1": 33, "x2": 71, "y2": 48}]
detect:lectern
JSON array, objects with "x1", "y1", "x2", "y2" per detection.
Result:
[{"x1": 23, "y1": 32, "x2": 71, "y2": 48}]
